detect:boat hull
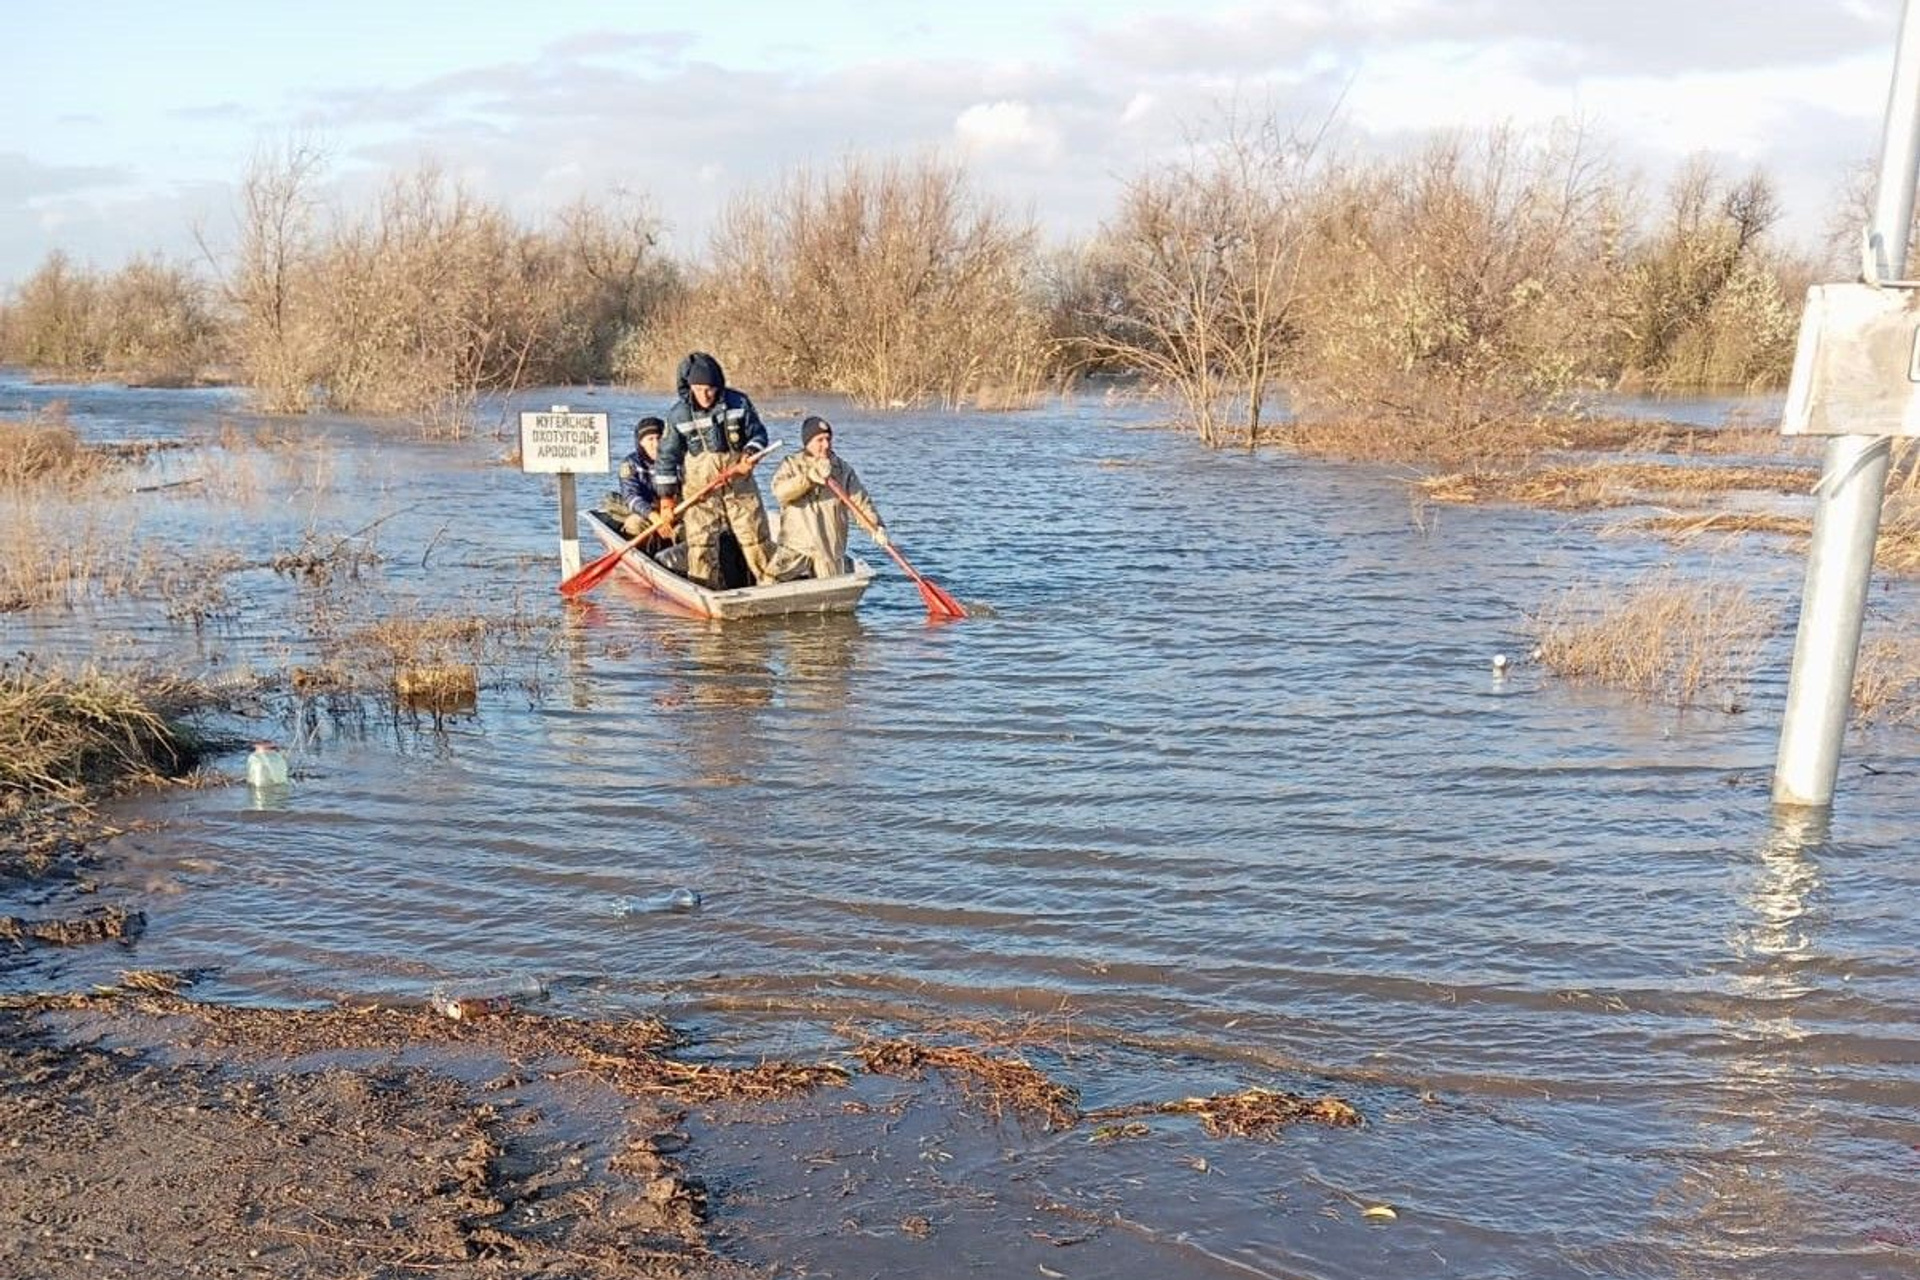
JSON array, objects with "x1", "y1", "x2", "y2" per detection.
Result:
[{"x1": 585, "y1": 511, "x2": 873, "y2": 619}]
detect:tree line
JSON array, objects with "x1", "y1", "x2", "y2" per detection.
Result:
[{"x1": 0, "y1": 119, "x2": 1818, "y2": 445}]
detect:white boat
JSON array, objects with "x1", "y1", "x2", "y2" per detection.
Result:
[{"x1": 584, "y1": 510, "x2": 873, "y2": 620}]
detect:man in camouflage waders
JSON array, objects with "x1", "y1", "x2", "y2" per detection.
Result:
[{"x1": 651, "y1": 352, "x2": 775, "y2": 588}]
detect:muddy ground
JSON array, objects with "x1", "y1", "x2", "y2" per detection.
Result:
[
  {"x1": 1, "y1": 957, "x2": 1362, "y2": 1279},
  {"x1": 0, "y1": 994, "x2": 742, "y2": 1279}
]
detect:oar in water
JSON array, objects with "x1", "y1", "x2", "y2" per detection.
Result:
[
  {"x1": 821, "y1": 474, "x2": 968, "y2": 620},
  {"x1": 558, "y1": 441, "x2": 780, "y2": 599}
]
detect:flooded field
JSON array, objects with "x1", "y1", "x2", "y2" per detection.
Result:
[{"x1": 3, "y1": 373, "x2": 1918, "y2": 1277}]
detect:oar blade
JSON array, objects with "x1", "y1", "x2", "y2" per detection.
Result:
[
  {"x1": 557, "y1": 546, "x2": 629, "y2": 598},
  {"x1": 915, "y1": 577, "x2": 969, "y2": 619}
]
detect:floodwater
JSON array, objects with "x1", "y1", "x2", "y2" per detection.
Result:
[{"x1": 4, "y1": 374, "x2": 1918, "y2": 1278}]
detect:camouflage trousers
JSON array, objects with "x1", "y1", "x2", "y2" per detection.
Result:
[{"x1": 683, "y1": 450, "x2": 773, "y2": 587}]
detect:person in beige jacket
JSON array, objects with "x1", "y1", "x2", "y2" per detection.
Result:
[{"x1": 767, "y1": 416, "x2": 887, "y2": 581}]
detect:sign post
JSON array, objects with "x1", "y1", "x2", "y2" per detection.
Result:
[
  {"x1": 517, "y1": 406, "x2": 610, "y2": 581},
  {"x1": 1772, "y1": 0, "x2": 1920, "y2": 808}
]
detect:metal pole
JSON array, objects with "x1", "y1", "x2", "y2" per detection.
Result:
[
  {"x1": 558, "y1": 472, "x2": 581, "y2": 579},
  {"x1": 1773, "y1": 0, "x2": 1920, "y2": 807}
]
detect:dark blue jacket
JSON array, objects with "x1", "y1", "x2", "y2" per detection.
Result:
[
  {"x1": 652, "y1": 354, "x2": 767, "y2": 498},
  {"x1": 616, "y1": 449, "x2": 658, "y2": 511}
]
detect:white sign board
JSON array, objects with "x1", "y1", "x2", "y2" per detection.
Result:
[
  {"x1": 1782, "y1": 282, "x2": 1920, "y2": 437},
  {"x1": 518, "y1": 409, "x2": 611, "y2": 473}
]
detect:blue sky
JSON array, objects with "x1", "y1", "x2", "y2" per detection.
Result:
[{"x1": 0, "y1": 0, "x2": 1904, "y2": 283}]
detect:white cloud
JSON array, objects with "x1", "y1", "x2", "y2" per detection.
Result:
[
  {"x1": 953, "y1": 100, "x2": 1063, "y2": 163},
  {"x1": 1121, "y1": 91, "x2": 1158, "y2": 125}
]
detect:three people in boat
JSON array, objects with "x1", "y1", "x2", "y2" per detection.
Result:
[
  {"x1": 766, "y1": 415, "x2": 887, "y2": 582},
  {"x1": 638, "y1": 352, "x2": 887, "y2": 589},
  {"x1": 651, "y1": 352, "x2": 776, "y2": 589}
]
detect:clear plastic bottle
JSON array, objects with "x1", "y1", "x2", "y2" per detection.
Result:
[
  {"x1": 431, "y1": 974, "x2": 549, "y2": 1020},
  {"x1": 246, "y1": 742, "x2": 290, "y2": 789},
  {"x1": 611, "y1": 887, "x2": 702, "y2": 917}
]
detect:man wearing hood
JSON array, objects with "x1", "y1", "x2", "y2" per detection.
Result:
[{"x1": 651, "y1": 351, "x2": 775, "y2": 587}]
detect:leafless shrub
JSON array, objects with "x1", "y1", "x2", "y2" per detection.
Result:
[
  {"x1": 225, "y1": 140, "x2": 328, "y2": 412},
  {"x1": 0, "y1": 252, "x2": 221, "y2": 383},
  {"x1": 1294, "y1": 123, "x2": 1620, "y2": 440},
  {"x1": 1529, "y1": 571, "x2": 1777, "y2": 706},
  {"x1": 1609, "y1": 160, "x2": 1798, "y2": 392},
  {"x1": 632, "y1": 156, "x2": 1048, "y2": 407},
  {"x1": 1073, "y1": 115, "x2": 1326, "y2": 447},
  {"x1": 226, "y1": 149, "x2": 675, "y2": 430}
]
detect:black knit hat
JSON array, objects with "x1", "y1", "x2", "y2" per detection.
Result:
[
  {"x1": 800, "y1": 415, "x2": 832, "y2": 447},
  {"x1": 635, "y1": 415, "x2": 665, "y2": 443},
  {"x1": 680, "y1": 351, "x2": 724, "y2": 389}
]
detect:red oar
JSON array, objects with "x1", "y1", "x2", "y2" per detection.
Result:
[
  {"x1": 822, "y1": 474, "x2": 968, "y2": 620},
  {"x1": 559, "y1": 441, "x2": 779, "y2": 599}
]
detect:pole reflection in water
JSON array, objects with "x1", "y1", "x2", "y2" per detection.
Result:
[{"x1": 1665, "y1": 808, "x2": 1836, "y2": 1273}]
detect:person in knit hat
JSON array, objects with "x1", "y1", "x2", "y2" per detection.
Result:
[
  {"x1": 610, "y1": 416, "x2": 667, "y2": 546},
  {"x1": 651, "y1": 351, "x2": 775, "y2": 587},
  {"x1": 766, "y1": 415, "x2": 887, "y2": 581}
]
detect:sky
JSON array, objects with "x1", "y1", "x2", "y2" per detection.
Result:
[{"x1": 0, "y1": 0, "x2": 1908, "y2": 285}]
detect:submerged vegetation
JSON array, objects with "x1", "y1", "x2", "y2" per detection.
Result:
[{"x1": 1528, "y1": 572, "x2": 1777, "y2": 708}]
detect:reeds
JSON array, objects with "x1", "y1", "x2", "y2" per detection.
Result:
[
  {"x1": 1529, "y1": 571, "x2": 1777, "y2": 706},
  {"x1": 1852, "y1": 630, "x2": 1920, "y2": 725},
  {"x1": 0, "y1": 660, "x2": 199, "y2": 810}
]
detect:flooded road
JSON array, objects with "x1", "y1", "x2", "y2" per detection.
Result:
[{"x1": 4, "y1": 375, "x2": 1917, "y2": 1277}]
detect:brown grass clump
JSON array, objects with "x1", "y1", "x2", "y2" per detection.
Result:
[
  {"x1": 1632, "y1": 503, "x2": 1920, "y2": 575},
  {"x1": 0, "y1": 905, "x2": 145, "y2": 946},
  {"x1": 0, "y1": 405, "x2": 134, "y2": 497},
  {"x1": 1084, "y1": 1086, "x2": 1362, "y2": 1139},
  {"x1": 855, "y1": 1037, "x2": 1081, "y2": 1129},
  {"x1": 1852, "y1": 630, "x2": 1920, "y2": 725},
  {"x1": 1286, "y1": 413, "x2": 1565, "y2": 471},
  {"x1": 1420, "y1": 461, "x2": 1815, "y2": 511},
  {"x1": 1633, "y1": 512, "x2": 1811, "y2": 541},
  {"x1": 1877, "y1": 503, "x2": 1920, "y2": 574},
  {"x1": 0, "y1": 661, "x2": 200, "y2": 811},
  {"x1": 394, "y1": 663, "x2": 479, "y2": 711},
  {"x1": 1529, "y1": 572, "x2": 1777, "y2": 706}
]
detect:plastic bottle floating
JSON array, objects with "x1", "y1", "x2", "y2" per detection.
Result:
[
  {"x1": 246, "y1": 743, "x2": 290, "y2": 789},
  {"x1": 611, "y1": 887, "x2": 702, "y2": 917},
  {"x1": 431, "y1": 974, "x2": 549, "y2": 1020}
]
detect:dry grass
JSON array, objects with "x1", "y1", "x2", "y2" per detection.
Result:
[
  {"x1": 1550, "y1": 416, "x2": 1811, "y2": 459},
  {"x1": 394, "y1": 663, "x2": 479, "y2": 712},
  {"x1": 1632, "y1": 512, "x2": 1811, "y2": 541},
  {"x1": 0, "y1": 905, "x2": 145, "y2": 946},
  {"x1": 1529, "y1": 571, "x2": 1777, "y2": 706},
  {"x1": 1420, "y1": 461, "x2": 1815, "y2": 511},
  {"x1": 1630, "y1": 503, "x2": 1920, "y2": 575},
  {"x1": 0, "y1": 406, "x2": 124, "y2": 493},
  {"x1": 0, "y1": 661, "x2": 201, "y2": 812},
  {"x1": 1083, "y1": 1087, "x2": 1362, "y2": 1139},
  {"x1": 855, "y1": 1037, "x2": 1081, "y2": 1130},
  {"x1": 1852, "y1": 629, "x2": 1920, "y2": 725}
]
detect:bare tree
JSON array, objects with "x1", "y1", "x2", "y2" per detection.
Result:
[
  {"x1": 1076, "y1": 116, "x2": 1326, "y2": 448},
  {"x1": 227, "y1": 140, "x2": 328, "y2": 411}
]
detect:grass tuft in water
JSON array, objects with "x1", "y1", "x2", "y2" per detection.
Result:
[
  {"x1": 1529, "y1": 571, "x2": 1777, "y2": 708},
  {"x1": 0, "y1": 658, "x2": 204, "y2": 810}
]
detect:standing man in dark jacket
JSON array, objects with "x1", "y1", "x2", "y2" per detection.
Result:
[{"x1": 651, "y1": 351, "x2": 775, "y2": 587}]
